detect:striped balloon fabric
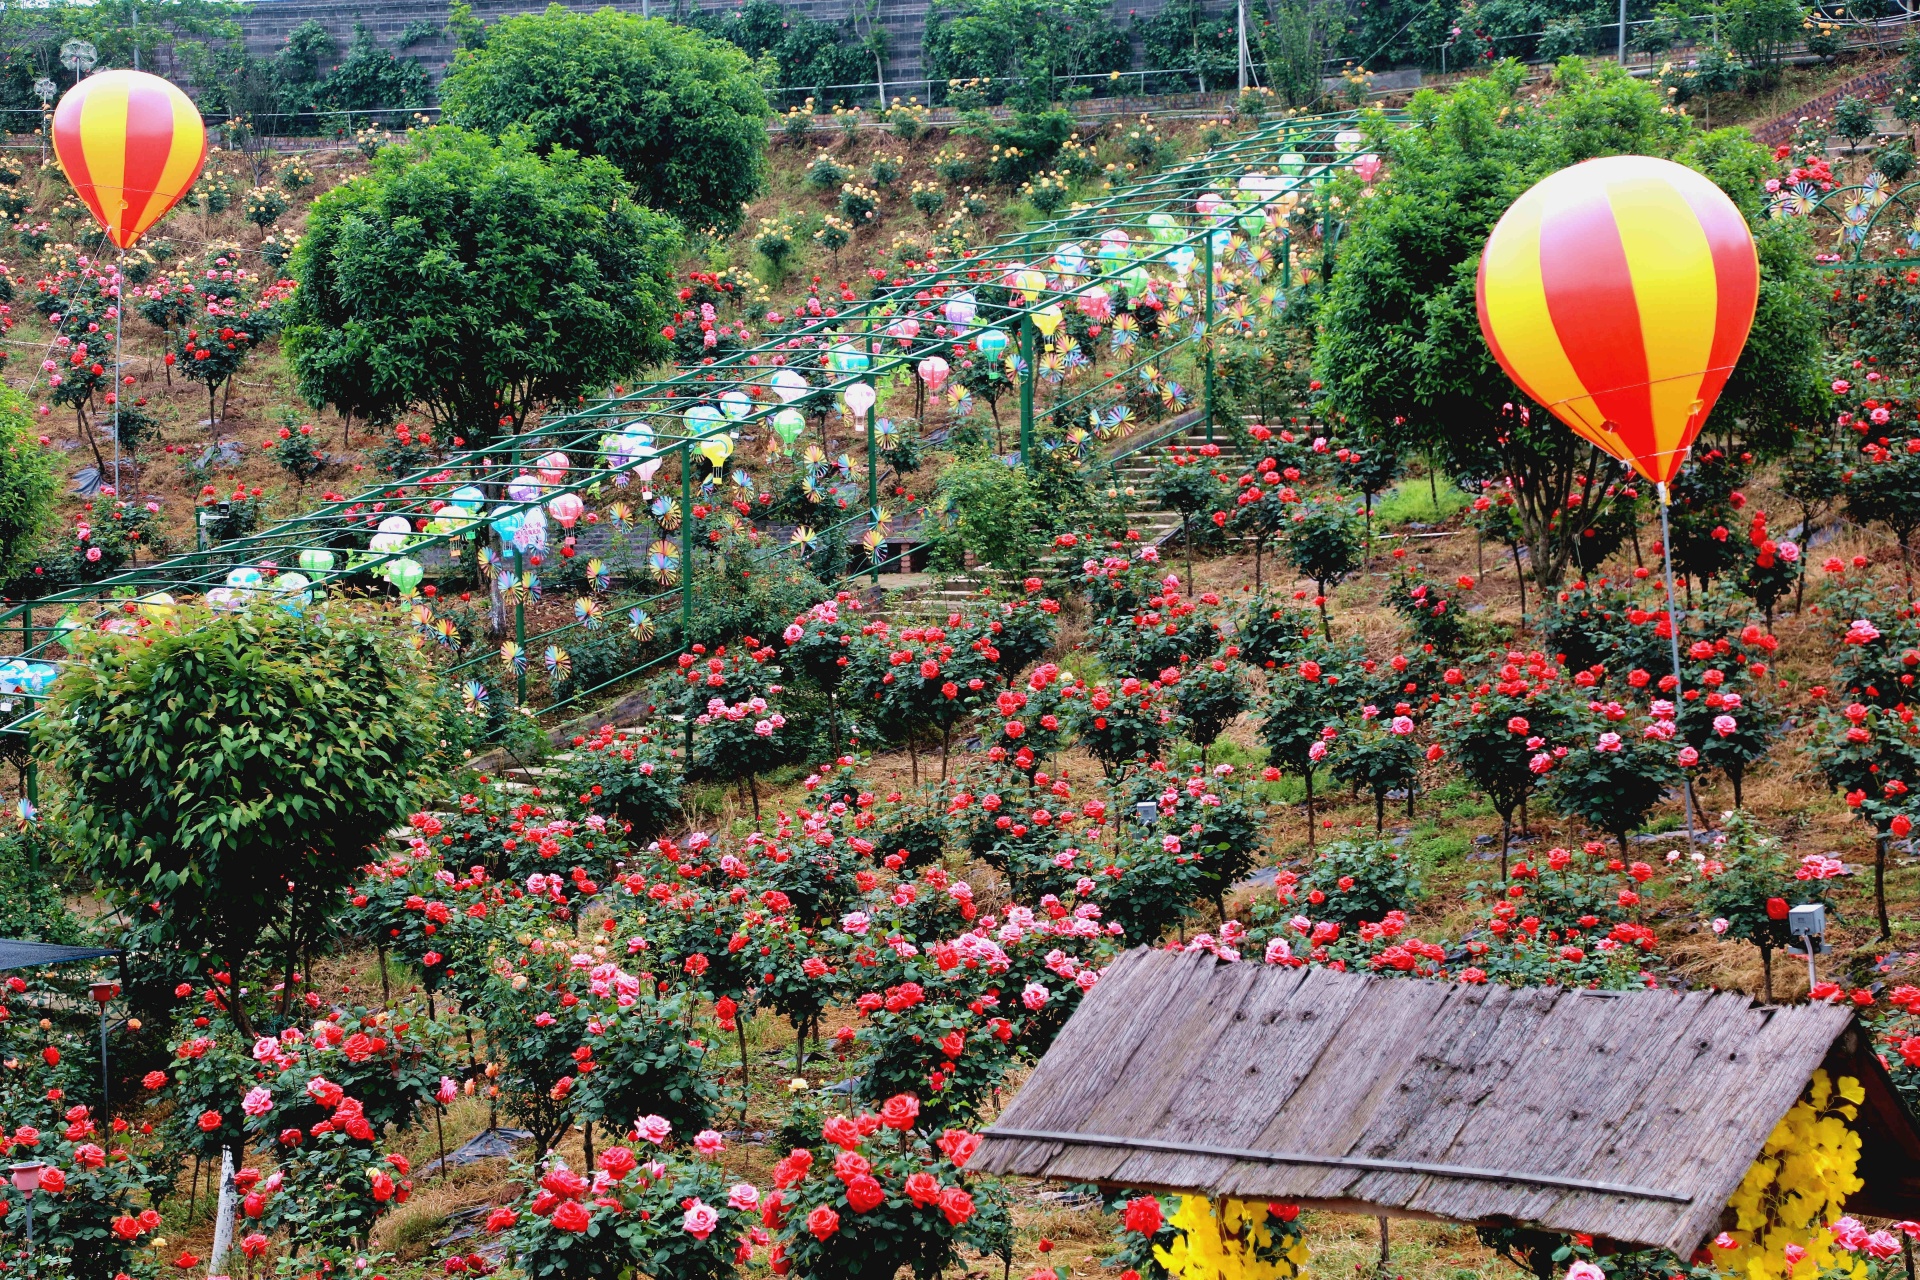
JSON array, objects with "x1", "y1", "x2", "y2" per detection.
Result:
[
  {"x1": 52, "y1": 70, "x2": 207, "y2": 250},
  {"x1": 1475, "y1": 155, "x2": 1759, "y2": 487}
]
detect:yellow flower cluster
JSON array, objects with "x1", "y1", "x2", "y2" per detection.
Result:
[
  {"x1": 1717, "y1": 1070, "x2": 1868, "y2": 1280},
  {"x1": 1153, "y1": 1196, "x2": 1309, "y2": 1280}
]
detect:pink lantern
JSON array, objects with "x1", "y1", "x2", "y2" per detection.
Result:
[
  {"x1": 917, "y1": 356, "x2": 950, "y2": 391},
  {"x1": 1196, "y1": 193, "x2": 1224, "y2": 217},
  {"x1": 536, "y1": 451, "x2": 570, "y2": 483},
  {"x1": 547, "y1": 492, "x2": 585, "y2": 529},
  {"x1": 1076, "y1": 288, "x2": 1112, "y2": 321},
  {"x1": 1354, "y1": 154, "x2": 1383, "y2": 185},
  {"x1": 889, "y1": 318, "x2": 922, "y2": 343}
]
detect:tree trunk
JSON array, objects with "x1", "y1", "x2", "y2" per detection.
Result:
[
  {"x1": 1181, "y1": 513, "x2": 1193, "y2": 589},
  {"x1": 1317, "y1": 592, "x2": 1330, "y2": 642},
  {"x1": 1373, "y1": 790, "x2": 1384, "y2": 833},
  {"x1": 1499, "y1": 810, "x2": 1512, "y2": 881},
  {"x1": 1876, "y1": 832, "x2": 1892, "y2": 939},
  {"x1": 1303, "y1": 769, "x2": 1316, "y2": 851},
  {"x1": 1512, "y1": 541, "x2": 1527, "y2": 630}
]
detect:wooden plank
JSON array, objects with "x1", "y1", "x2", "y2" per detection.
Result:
[
  {"x1": 1040, "y1": 958, "x2": 1286, "y2": 1184},
  {"x1": 1099, "y1": 964, "x2": 1376, "y2": 1193},
  {"x1": 979, "y1": 949, "x2": 1215, "y2": 1179}
]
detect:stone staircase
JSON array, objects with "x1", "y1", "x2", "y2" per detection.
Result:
[{"x1": 878, "y1": 417, "x2": 1259, "y2": 617}]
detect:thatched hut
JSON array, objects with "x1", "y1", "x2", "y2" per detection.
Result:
[{"x1": 974, "y1": 950, "x2": 1920, "y2": 1255}]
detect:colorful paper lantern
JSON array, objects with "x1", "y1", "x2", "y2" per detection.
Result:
[
  {"x1": 917, "y1": 356, "x2": 950, "y2": 392},
  {"x1": 771, "y1": 369, "x2": 810, "y2": 403},
  {"x1": 720, "y1": 389, "x2": 752, "y2": 420},
  {"x1": 548, "y1": 492, "x2": 585, "y2": 528},
  {"x1": 1476, "y1": 155, "x2": 1759, "y2": 486},
  {"x1": 386, "y1": 557, "x2": 425, "y2": 596},
  {"x1": 843, "y1": 382, "x2": 877, "y2": 419},
  {"x1": 943, "y1": 292, "x2": 978, "y2": 327},
  {"x1": 536, "y1": 451, "x2": 570, "y2": 483},
  {"x1": 698, "y1": 433, "x2": 735, "y2": 468},
  {"x1": 297, "y1": 548, "x2": 335, "y2": 574},
  {"x1": 975, "y1": 328, "x2": 1009, "y2": 359},
  {"x1": 771, "y1": 407, "x2": 806, "y2": 449}
]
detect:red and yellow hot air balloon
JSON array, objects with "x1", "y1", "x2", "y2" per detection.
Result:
[
  {"x1": 1476, "y1": 155, "x2": 1759, "y2": 488},
  {"x1": 52, "y1": 69, "x2": 206, "y2": 251}
]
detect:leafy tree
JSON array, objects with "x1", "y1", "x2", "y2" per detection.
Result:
[
  {"x1": 1281, "y1": 497, "x2": 1361, "y2": 640},
  {"x1": 923, "y1": 0, "x2": 1129, "y2": 103},
  {"x1": 683, "y1": 0, "x2": 870, "y2": 101},
  {"x1": 1548, "y1": 709, "x2": 1682, "y2": 856},
  {"x1": 1698, "y1": 812, "x2": 1837, "y2": 1002},
  {"x1": 1438, "y1": 653, "x2": 1574, "y2": 877},
  {"x1": 441, "y1": 6, "x2": 771, "y2": 232},
  {"x1": 1846, "y1": 439, "x2": 1920, "y2": 592},
  {"x1": 1260, "y1": 653, "x2": 1351, "y2": 848},
  {"x1": 310, "y1": 23, "x2": 431, "y2": 112},
  {"x1": 1151, "y1": 449, "x2": 1224, "y2": 588},
  {"x1": 1134, "y1": 0, "x2": 1237, "y2": 94},
  {"x1": 285, "y1": 127, "x2": 681, "y2": 449},
  {"x1": 0, "y1": 386, "x2": 57, "y2": 574},
  {"x1": 41, "y1": 606, "x2": 430, "y2": 1042},
  {"x1": 1317, "y1": 61, "x2": 1825, "y2": 589},
  {"x1": 928, "y1": 448, "x2": 1047, "y2": 573}
]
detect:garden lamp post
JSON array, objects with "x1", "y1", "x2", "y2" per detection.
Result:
[
  {"x1": 89, "y1": 980, "x2": 118, "y2": 1119},
  {"x1": 9, "y1": 1159, "x2": 44, "y2": 1266},
  {"x1": 58, "y1": 39, "x2": 96, "y2": 88},
  {"x1": 1788, "y1": 904, "x2": 1827, "y2": 993},
  {"x1": 32, "y1": 78, "x2": 53, "y2": 162}
]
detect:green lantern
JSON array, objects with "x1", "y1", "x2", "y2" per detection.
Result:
[
  {"x1": 386, "y1": 557, "x2": 425, "y2": 597},
  {"x1": 772, "y1": 407, "x2": 806, "y2": 449},
  {"x1": 975, "y1": 328, "x2": 1009, "y2": 359},
  {"x1": 298, "y1": 548, "x2": 336, "y2": 574}
]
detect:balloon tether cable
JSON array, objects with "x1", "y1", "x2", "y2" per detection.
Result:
[
  {"x1": 1656, "y1": 480, "x2": 1699, "y2": 850},
  {"x1": 111, "y1": 245, "x2": 123, "y2": 496}
]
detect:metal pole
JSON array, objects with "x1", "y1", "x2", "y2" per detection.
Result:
[
  {"x1": 679, "y1": 442, "x2": 694, "y2": 640},
  {"x1": 111, "y1": 255, "x2": 123, "y2": 494},
  {"x1": 1202, "y1": 228, "x2": 1216, "y2": 443},
  {"x1": 1618, "y1": 0, "x2": 1627, "y2": 63},
  {"x1": 1238, "y1": 0, "x2": 1249, "y2": 93},
  {"x1": 21, "y1": 608, "x2": 34, "y2": 842},
  {"x1": 1804, "y1": 933, "x2": 1818, "y2": 992},
  {"x1": 512, "y1": 546, "x2": 526, "y2": 704},
  {"x1": 98, "y1": 1010, "x2": 109, "y2": 1119},
  {"x1": 1655, "y1": 482, "x2": 1698, "y2": 847},
  {"x1": 865, "y1": 367, "x2": 879, "y2": 586},
  {"x1": 1018, "y1": 316, "x2": 1035, "y2": 467}
]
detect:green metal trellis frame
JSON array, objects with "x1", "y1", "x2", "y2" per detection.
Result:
[{"x1": 0, "y1": 107, "x2": 1395, "y2": 764}]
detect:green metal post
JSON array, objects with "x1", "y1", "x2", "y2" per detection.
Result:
[
  {"x1": 1321, "y1": 200, "x2": 1335, "y2": 282},
  {"x1": 680, "y1": 442, "x2": 694, "y2": 640},
  {"x1": 866, "y1": 369, "x2": 880, "y2": 585},
  {"x1": 512, "y1": 547, "x2": 526, "y2": 704},
  {"x1": 21, "y1": 608, "x2": 34, "y2": 838},
  {"x1": 1282, "y1": 232, "x2": 1292, "y2": 290},
  {"x1": 1202, "y1": 227, "x2": 1216, "y2": 443},
  {"x1": 1018, "y1": 315, "x2": 1035, "y2": 466}
]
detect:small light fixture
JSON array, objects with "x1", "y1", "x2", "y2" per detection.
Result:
[
  {"x1": 88, "y1": 981, "x2": 117, "y2": 1006},
  {"x1": 1134, "y1": 801, "x2": 1159, "y2": 825},
  {"x1": 1789, "y1": 903, "x2": 1828, "y2": 990},
  {"x1": 9, "y1": 1160, "x2": 45, "y2": 1194}
]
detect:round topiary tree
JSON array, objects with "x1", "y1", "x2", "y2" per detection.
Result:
[
  {"x1": 42, "y1": 605, "x2": 431, "y2": 1041},
  {"x1": 440, "y1": 6, "x2": 771, "y2": 233}
]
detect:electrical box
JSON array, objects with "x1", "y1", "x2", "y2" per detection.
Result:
[{"x1": 1787, "y1": 903, "x2": 1826, "y2": 938}]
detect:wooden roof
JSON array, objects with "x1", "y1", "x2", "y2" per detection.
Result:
[{"x1": 975, "y1": 950, "x2": 1920, "y2": 1255}]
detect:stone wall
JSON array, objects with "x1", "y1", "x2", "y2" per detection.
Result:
[{"x1": 232, "y1": 0, "x2": 1328, "y2": 101}]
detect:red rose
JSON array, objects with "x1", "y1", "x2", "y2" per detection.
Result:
[
  {"x1": 551, "y1": 1200, "x2": 591, "y2": 1233},
  {"x1": 806, "y1": 1205, "x2": 840, "y2": 1240},
  {"x1": 939, "y1": 1186, "x2": 975, "y2": 1226},
  {"x1": 37, "y1": 1167, "x2": 65, "y2": 1194},
  {"x1": 1122, "y1": 1195, "x2": 1162, "y2": 1236},
  {"x1": 846, "y1": 1173, "x2": 886, "y2": 1213},
  {"x1": 880, "y1": 1093, "x2": 919, "y2": 1131},
  {"x1": 197, "y1": 1110, "x2": 222, "y2": 1133},
  {"x1": 904, "y1": 1172, "x2": 942, "y2": 1208},
  {"x1": 936, "y1": 1129, "x2": 980, "y2": 1166},
  {"x1": 1766, "y1": 897, "x2": 1789, "y2": 921}
]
